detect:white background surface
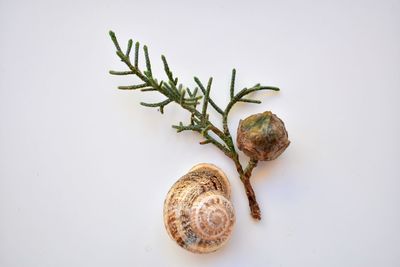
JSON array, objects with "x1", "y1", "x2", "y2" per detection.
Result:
[{"x1": 1, "y1": 0, "x2": 399, "y2": 266}]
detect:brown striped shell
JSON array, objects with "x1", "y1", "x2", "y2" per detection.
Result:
[{"x1": 163, "y1": 163, "x2": 235, "y2": 254}]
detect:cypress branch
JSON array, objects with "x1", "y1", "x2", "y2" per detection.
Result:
[
  {"x1": 109, "y1": 70, "x2": 134, "y2": 75},
  {"x1": 109, "y1": 31, "x2": 281, "y2": 220},
  {"x1": 238, "y1": 98, "x2": 262, "y2": 104},
  {"x1": 140, "y1": 99, "x2": 172, "y2": 108},
  {"x1": 172, "y1": 123, "x2": 202, "y2": 133},
  {"x1": 143, "y1": 45, "x2": 152, "y2": 77},
  {"x1": 179, "y1": 89, "x2": 186, "y2": 104},
  {"x1": 230, "y1": 69, "x2": 236, "y2": 100},
  {"x1": 109, "y1": 31, "x2": 122, "y2": 52},
  {"x1": 194, "y1": 77, "x2": 224, "y2": 115},
  {"x1": 118, "y1": 83, "x2": 148, "y2": 90},
  {"x1": 193, "y1": 87, "x2": 198, "y2": 97},
  {"x1": 201, "y1": 77, "x2": 212, "y2": 122},
  {"x1": 134, "y1": 42, "x2": 140, "y2": 68},
  {"x1": 260, "y1": 86, "x2": 280, "y2": 91},
  {"x1": 126, "y1": 39, "x2": 133, "y2": 57},
  {"x1": 161, "y1": 55, "x2": 174, "y2": 82},
  {"x1": 186, "y1": 88, "x2": 193, "y2": 97}
]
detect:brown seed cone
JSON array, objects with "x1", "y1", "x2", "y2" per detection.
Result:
[{"x1": 237, "y1": 111, "x2": 290, "y2": 161}]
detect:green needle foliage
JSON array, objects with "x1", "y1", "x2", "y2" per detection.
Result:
[{"x1": 109, "y1": 31, "x2": 280, "y2": 220}]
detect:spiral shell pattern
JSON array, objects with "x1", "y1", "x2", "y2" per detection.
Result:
[{"x1": 163, "y1": 163, "x2": 235, "y2": 253}]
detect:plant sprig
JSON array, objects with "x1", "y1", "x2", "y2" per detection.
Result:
[{"x1": 109, "y1": 31, "x2": 279, "y2": 220}]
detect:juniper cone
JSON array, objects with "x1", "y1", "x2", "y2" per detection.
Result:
[{"x1": 237, "y1": 111, "x2": 290, "y2": 161}]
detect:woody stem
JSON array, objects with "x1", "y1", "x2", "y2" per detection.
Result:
[
  {"x1": 231, "y1": 154, "x2": 261, "y2": 220},
  {"x1": 242, "y1": 159, "x2": 260, "y2": 220}
]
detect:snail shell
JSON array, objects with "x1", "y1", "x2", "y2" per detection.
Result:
[{"x1": 163, "y1": 163, "x2": 235, "y2": 254}]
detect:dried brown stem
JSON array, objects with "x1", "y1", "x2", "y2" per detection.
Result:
[
  {"x1": 243, "y1": 178, "x2": 261, "y2": 220},
  {"x1": 242, "y1": 159, "x2": 260, "y2": 220},
  {"x1": 233, "y1": 158, "x2": 261, "y2": 220}
]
